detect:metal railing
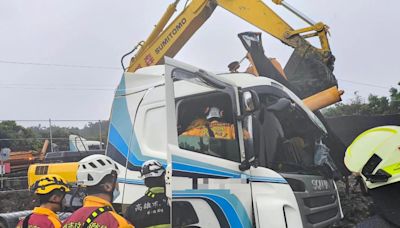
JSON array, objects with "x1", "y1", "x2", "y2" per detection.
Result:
[
  {"x1": 0, "y1": 176, "x2": 28, "y2": 191},
  {"x1": 0, "y1": 119, "x2": 108, "y2": 191}
]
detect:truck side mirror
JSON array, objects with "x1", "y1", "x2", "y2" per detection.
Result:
[
  {"x1": 241, "y1": 90, "x2": 260, "y2": 115},
  {"x1": 266, "y1": 97, "x2": 293, "y2": 112}
]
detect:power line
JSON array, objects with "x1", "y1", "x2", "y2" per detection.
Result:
[
  {"x1": 0, "y1": 79, "x2": 393, "y2": 92},
  {"x1": 337, "y1": 78, "x2": 392, "y2": 90},
  {"x1": 0, "y1": 137, "x2": 103, "y2": 141},
  {"x1": 0, "y1": 119, "x2": 107, "y2": 122},
  {"x1": 0, "y1": 82, "x2": 112, "y2": 87},
  {"x1": 0, "y1": 85, "x2": 131, "y2": 93},
  {"x1": 0, "y1": 85, "x2": 115, "y2": 91},
  {"x1": 0, "y1": 83, "x2": 392, "y2": 94},
  {"x1": 0, "y1": 59, "x2": 397, "y2": 90},
  {"x1": 0, "y1": 59, "x2": 121, "y2": 71}
]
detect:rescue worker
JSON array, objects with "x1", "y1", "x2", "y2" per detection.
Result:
[
  {"x1": 181, "y1": 106, "x2": 236, "y2": 140},
  {"x1": 62, "y1": 154, "x2": 134, "y2": 228},
  {"x1": 344, "y1": 126, "x2": 400, "y2": 228},
  {"x1": 16, "y1": 174, "x2": 70, "y2": 228},
  {"x1": 125, "y1": 160, "x2": 170, "y2": 228}
]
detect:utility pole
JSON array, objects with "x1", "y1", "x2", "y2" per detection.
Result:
[
  {"x1": 98, "y1": 120, "x2": 103, "y2": 150},
  {"x1": 49, "y1": 119, "x2": 54, "y2": 152},
  {"x1": 0, "y1": 148, "x2": 11, "y2": 190}
]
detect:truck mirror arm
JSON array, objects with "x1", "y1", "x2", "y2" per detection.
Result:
[{"x1": 239, "y1": 156, "x2": 258, "y2": 171}]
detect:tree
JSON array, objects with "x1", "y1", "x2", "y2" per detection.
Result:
[
  {"x1": 28, "y1": 121, "x2": 109, "y2": 151},
  {"x1": 0, "y1": 121, "x2": 40, "y2": 151},
  {"x1": 79, "y1": 121, "x2": 109, "y2": 144},
  {"x1": 389, "y1": 82, "x2": 400, "y2": 113},
  {"x1": 366, "y1": 94, "x2": 389, "y2": 115},
  {"x1": 323, "y1": 82, "x2": 400, "y2": 117},
  {"x1": 0, "y1": 120, "x2": 109, "y2": 152}
]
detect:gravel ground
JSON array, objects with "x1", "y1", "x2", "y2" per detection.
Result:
[
  {"x1": 331, "y1": 176, "x2": 375, "y2": 228},
  {"x1": 0, "y1": 190, "x2": 37, "y2": 213}
]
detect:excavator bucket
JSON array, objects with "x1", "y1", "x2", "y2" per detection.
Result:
[
  {"x1": 238, "y1": 32, "x2": 339, "y2": 100},
  {"x1": 238, "y1": 32, "x2": 349, "y2": 177},
  {"x1": 284, "y1": 44, "x2": 338, "y2": 99}
]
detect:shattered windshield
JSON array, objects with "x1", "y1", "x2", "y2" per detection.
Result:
[{"x1": 285, "y1": 88, "x2": 327, "y2": 134}]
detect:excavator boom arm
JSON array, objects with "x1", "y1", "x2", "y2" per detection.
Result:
[
  {"x1": 127, "y1": 0, "x2": 331, "y2": 73},
  {"x1": 217, "y1": 0, "x2": 296, "y2": 47},
  {"x1": 127, "y1": 0, "x2": 217, "y2": 72}
]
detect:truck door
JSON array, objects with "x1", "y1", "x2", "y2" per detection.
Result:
[{"x1": 164, "y1": 57, "x2": 254, "y2": 228}]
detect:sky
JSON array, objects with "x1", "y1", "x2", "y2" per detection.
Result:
[{"x1": 0, "y1": 0, "x2": 399, "y2": 127}]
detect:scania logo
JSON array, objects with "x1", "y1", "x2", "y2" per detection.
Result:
[{"x1": 311, "y1": 179, "x2": 329, "y2": 191}]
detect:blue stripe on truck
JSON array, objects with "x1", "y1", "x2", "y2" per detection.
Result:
[{"x1": 174, "y1": 189, "x2": 252, "y2": 228}]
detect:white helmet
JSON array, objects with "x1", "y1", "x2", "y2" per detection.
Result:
[
  {"x1": 141, "y1": 160, "x2": 165, "y2": 179},
  {"x1": 206, "y1": 106, "x2": 222, "y2": 120},
  {"x1": 344, "y1": 126, "x2": 400, "y2": 189},
  {"x1": 77, "y1": 154, "x2": 120, "y2": 186}
]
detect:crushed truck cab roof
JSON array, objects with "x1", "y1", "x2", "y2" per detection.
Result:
[
  {"x1": 122, "y1": 65, "x2": 285, "y2": 94},
  {"x1": 120, "y1": 65, "x2": 326, "y2": 133}
]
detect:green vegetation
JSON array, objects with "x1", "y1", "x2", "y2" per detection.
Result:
[
  {"x1": 0, "y1": 121, "x2": 40, "y2": 151},
  {"x1": 0, "y1": 121, "x2": 109, "y2": 151},
  {"x1": 323, "y1": 82, "x2": 400, "y2": 117}
]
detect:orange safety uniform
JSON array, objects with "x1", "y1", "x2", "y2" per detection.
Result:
[
  {"x1": 62, "y1": 196, "x2": 134, "y2": 228},
  {"x1": 181, "y1": 119, "x2": 236, "y2": 140},
  {"x1": 16, "y1": 207, "x2": 61, "y2": 228},
  {"x1": 209, "y1": 121, "x2": 236, "y2": 139}
]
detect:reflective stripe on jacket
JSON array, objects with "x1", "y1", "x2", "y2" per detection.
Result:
[{"x1": 62, "y1": 196, "x2": 134, "y2": 228}]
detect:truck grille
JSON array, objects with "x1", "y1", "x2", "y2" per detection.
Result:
[
  {"x1": 282, "y1": 174, "x2": 342, "y2": 228},
  {"x1": 307, "y1": 208, "x2": 339, "y2": 224},
  {"x1": 304, "y1": 194, "x2": 336, "y2": 208}
]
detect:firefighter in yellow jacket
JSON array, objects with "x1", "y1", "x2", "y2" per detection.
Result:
[
  {"x1": 181, "y1": 106, "x2": 237, "y2": 140},
  {"x1": 16, "y1": 175, "x2": 70, "y2": 228}
]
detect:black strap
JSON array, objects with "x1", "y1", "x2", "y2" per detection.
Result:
[
  {"x1": 82, "y1": 206, "x2": 113, "y2": 228},
  {"x1": 205, "y1": 123, "x2": 215, "y2": 138},
  {"x1": 22, "y1": 213, "x2": 33, "y2": 228}
]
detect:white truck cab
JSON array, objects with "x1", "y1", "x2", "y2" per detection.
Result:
[{"x1": 107, "y1": 58, "x2": 343, "y2": 228}]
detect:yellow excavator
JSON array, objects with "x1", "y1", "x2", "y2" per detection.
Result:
[
  {"x1": 123, "y1": 0, "x2": 343, "y2": 110},
  {"x1": 7, "y1": 3, "x2": 347, "y2": 227},
  {"x1": 27, "y1": 0, "x2": 344, "y2": 190}
]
